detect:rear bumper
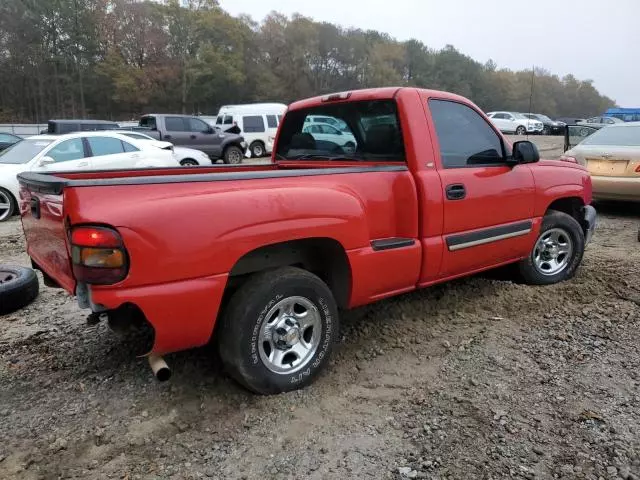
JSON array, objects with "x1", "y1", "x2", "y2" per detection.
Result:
[
  {"x1": 89, "y1": 273, "x2": 228, "y2": 355},
  {"x1": 582, "y1": 205, "x2": 597, "y2": 245},
  {"x1": 591, "y1": 175, "x2": 640, "y2": 202}
]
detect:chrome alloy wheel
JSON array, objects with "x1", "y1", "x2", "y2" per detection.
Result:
[
  {"x1": 258, "y1": 296, "x2": 322, "y2": 374},
  {"x1": 533, "y1": 227, "x2": 574, "y2": 276}
]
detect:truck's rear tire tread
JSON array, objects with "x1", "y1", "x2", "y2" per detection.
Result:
[
  {"x1": 217, "y1": 267, "x2": 339, "y2": 394},
  {"x1": 0, "y1": 265, "x2": 40, "y2": 315}
]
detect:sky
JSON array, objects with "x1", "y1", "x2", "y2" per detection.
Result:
[{"x1": 219, "y1": 0, "x2": 640, "y2": 106}]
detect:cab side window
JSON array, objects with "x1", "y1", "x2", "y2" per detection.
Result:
[
  {"x1": 165, "y1": 117, "x2": 187, "y2": 131},
  {"x1": 188, "y1": 118, "x2": 210, "y2": 132},
  {"x1": 429, "y1": 99, "x2": 505, "y2": 168}
]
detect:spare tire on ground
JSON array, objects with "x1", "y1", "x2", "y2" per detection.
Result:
[{"x1": 0, "y1": 265, "x2": 39, "y2": 315}]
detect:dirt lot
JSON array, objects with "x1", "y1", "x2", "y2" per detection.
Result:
[{"x1": 1, "y1": 135, "x2": 639, "y2": 480}]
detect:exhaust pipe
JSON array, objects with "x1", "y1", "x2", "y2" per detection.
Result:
[{"x1": 148, "y1": 354, "x2": 171, "y2": 382}]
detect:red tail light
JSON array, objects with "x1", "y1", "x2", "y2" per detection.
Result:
[
  {"x1": 635, "y1": 164, "x2": 640, "y2": 173},
  {"x1": 69, "y1": 226, "x2": 128, "y2": 285},
  {"x1": 560, "y1": 155, "x2": 577, "y2": 163}
]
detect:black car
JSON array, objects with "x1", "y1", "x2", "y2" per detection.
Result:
[
  {"x1": 523, "y1": 114, "x2": 566, "y2": 135},
  {"x1": 0, "y1": 133, "x2": 22, "y2": 152}
]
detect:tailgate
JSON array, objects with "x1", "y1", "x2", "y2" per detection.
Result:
[{"x1": 17, "y1": 173, "x2": 76, "y2": 294}]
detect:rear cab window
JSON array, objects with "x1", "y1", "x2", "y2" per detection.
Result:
[
  {"x1": 139, "y1": 116, "x2": 157, "y2": 129},
  {"x1": 275, "y1": 100, "x2": 405, "y2": 162}
]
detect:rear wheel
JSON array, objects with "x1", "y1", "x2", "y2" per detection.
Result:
[
  {"x1": 223, "y1": 146, "x2": 243, "y2": 164},
  {"x1": 217, "y1": 267, "x2": 339, "y2": 394},
  {"x1": 180, "y1": 158, "x2": 199, "y2": 166},
  {"x1": 516, "y1": 126, "x2": 527, "y2": 135},
  {"x1": 0, "y1": 188, "x2": 16, "y2": 222},
  {"x1": 249, "y1": 141, "x2": 265, "y2": 158},
  {"x1": 518, "y1": 210, "x2": 585, "y2": 285}
]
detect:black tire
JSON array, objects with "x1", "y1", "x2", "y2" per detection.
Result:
[
  {"x1": 0, "y1": 187, "x2": 16, "y2": 222},
  {"x1": 517, "y1": 210, "x2": 585, "y2": 285},
  {"x1": 542, "y1": 126, "x2": 550, "y2": 135},
  {"x1": 223, "y1": 145, "x2": 243, "y2": 164},
  {"x1": 249, "y1": 141, "x2": 265, "y2": 158},
  {"x1": 516, "y1": 126, "x2": 527, "y2": 135},
  {"x1": 217, "y1": 267, "x2": 339, "y2": 394},
  {"x1": 180, "y1": 158, "x2": 198, "y2": 166},
  {"x1": 0, "y1": 265, "x2": 39, "y2": 315}
]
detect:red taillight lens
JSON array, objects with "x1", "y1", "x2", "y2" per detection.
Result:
[
  {"x1": 69, "y1": 226, "x2": 128, "y2": 285},
  {"x1": 560, "y1": 155, "x2": 577, "y2": 163},
  {"x1": 635, "y1": 164, "x2": 640, "y2": 173},
  {"x1": 71, "y1": 227, "x2": 122, "y2": 248}
]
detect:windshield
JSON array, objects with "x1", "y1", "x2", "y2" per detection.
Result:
[
  {"x1": 275, "y1": 99, "x2": 404, "y2": 161},
  {"x1": 582, "y1": 125, "x2": 640, "y2": 146},
  {"x1": 0, "y1": 139, "x2": 52, "y2": 164}
]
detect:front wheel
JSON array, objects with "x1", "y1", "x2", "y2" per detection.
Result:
[
  {"x1": 180, "y1": 159, "x2": 199, "y2": 166},
  {"x1": 217, "y1": 267, "x2": 339, "y2": 394},
  {"x1": 518, "y1": 210, "x2": 585, "y2": 285},
  {"x1": 223, "y1": 146, "x2": 243, "y2": 164},
  {"x1": 542, "y1": 126, "x2": 550, "y2": 135},
  {"x1": 516, "y1": 126, "x2": 527, "y2": 135}
]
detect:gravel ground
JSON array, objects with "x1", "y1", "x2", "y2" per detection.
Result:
[{"x1": 1, "y1": 135, "x2": 639, "y2": 480}]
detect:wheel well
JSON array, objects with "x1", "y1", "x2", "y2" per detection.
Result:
[
  {"x1": 180, "y1": 158, "x2": 196, "y2": 164},
  {"x1": 227, "y1": 238, "x2": 351, "y2": 308},
  {"x1": 250, "y1": 140, "x2": 265, "y2": 147},
  {"x1": 546, "y1": 197, "x2": 584, "y2": 222}
]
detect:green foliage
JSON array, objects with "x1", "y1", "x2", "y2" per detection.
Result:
[{"x1": 0, "y1": 0, "x2": 616, "y2": 122}]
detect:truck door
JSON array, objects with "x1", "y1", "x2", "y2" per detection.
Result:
[
  {"x1": 426, "y1": 98, "x2": 536, "y2": 278},
  {"x1": 185, "y1": 117, "x2": 219, "y2": 157},
  {"x1": 162, "y1": 116, "x2": 191, "y2": 146}
]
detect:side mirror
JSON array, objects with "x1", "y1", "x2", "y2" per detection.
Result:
[
  {"x1": 511, "y1": 141, "x2": 540, "y2": 164},
  {"x1": 38, "y1": 156, "x2": 55, "y2": 167},
  {"x1": 204, "y1": 126, "x2": 214, "y2": 134}
]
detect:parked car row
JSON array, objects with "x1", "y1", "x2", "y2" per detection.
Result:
[
  {"x1": 486, "y1": 111, "x2": 566, "y2": 135},
  {"x1": 0, "y1": 131, "x2": 195, "y2": 222}
]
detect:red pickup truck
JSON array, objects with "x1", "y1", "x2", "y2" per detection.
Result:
[{"x1": 17, "y1": 87, "x2": 596, "y2": 394}]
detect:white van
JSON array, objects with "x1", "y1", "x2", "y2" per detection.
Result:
[{"x1": 215, "y1": 103, "x2": 287, "y2": 157}]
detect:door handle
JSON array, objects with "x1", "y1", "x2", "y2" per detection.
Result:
[
  {"x1": 190, "y1": 135, "x2": 197, "y2": 139},
  {"x1": 445, "y1": 184, "x2": 466, "y2": 200},
  {"x1": 77, "y1": 161, "x2": 89, "y2": 167},
  {"x1": 164, "y1": 135, "x2": 172, "y2": 140}
]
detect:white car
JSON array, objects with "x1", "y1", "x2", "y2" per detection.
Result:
[
  {"x1": 0, "y1": 131, "x2": 177, "y2": 222},
  {"x1": 116, "y1": 131, "x2": 212, "y2": 166},
  {"x1": 302, "y1": 123, "x2": 357, "y2": 151},
  {"x1": 486, "y1": 111, "x2": 544, "y2": 135}
]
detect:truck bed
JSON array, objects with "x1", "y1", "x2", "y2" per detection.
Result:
[{"x1": 18, "y1": 162, "x2": 406, "y2": 193}]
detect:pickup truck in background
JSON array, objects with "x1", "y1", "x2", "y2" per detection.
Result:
[
  {"x1": 17, "y1": 87, "x2": 596, "y2": 395},
  {"x1": 123, "y1": 114, "x2": 247, "y2": 164}
]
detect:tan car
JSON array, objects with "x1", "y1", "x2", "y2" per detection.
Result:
[{"x1": 563, "y1": 122, "x2": 640, "y2": 202}]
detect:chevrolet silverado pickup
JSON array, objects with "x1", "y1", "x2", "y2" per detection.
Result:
[
  {"x1": 131, "y1": 114, "x2": 247, "y2": 163},
  {"x1": 17, "y1": 87, "x2": 596, "y2": 394}
]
